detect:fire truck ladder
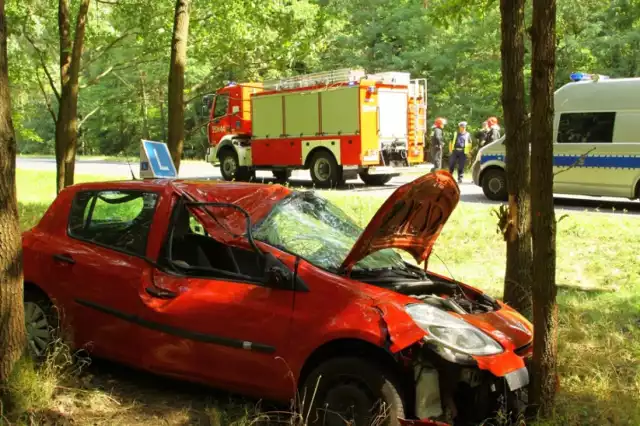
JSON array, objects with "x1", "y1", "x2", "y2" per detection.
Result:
[
  {"x1": 262, "y1": 68, "x2": 366, "y2": 91},
  {"x1": 409, "y1": 78, "x2": 428, "y2": 147}
]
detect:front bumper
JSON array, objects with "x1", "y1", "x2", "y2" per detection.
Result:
[
  {"x1": 409, "y1": 347, "x2": 531, "y2": 426},
  {"x1": 471, "y1": 160, "x2": 481, "y2": 186}
]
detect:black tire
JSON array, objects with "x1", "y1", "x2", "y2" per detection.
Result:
[
  {"x1": 300, "y1": 357, "x2": 405, "y2": 426},
  {"x1": 481, "y1": 168, "x2": 508, "y2": 201},
  {"x1": 219, "y1": 148, "x2": 254, "y2": 182},
  {"x1": 272, "y1": 169, "x2": 292, "y2": 183},
  {"x1": 24, "y1": 288, "x2": 59, "y2": 360},
  {"x1": 359, "y1": 170, "x2": 393, "y2": 186},
  {"x1": 309, "y1": 151, "x2": 341, "y2": 188}
]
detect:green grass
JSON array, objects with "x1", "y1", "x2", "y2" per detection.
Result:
[{"x1": 14, "y1": 169, "x2": 640, "y2": 425}]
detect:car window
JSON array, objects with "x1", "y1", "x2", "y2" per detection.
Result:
[
  {"x1": 557, "y1": 112, "x2": 615, "y2": 143},
  {"x1": 68, "y1": 190, "x2": 159, "y2": 256}
]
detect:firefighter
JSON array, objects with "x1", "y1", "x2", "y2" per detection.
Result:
[
  {"x1": 485, "y1": 116, "x2": 501, "y2": 145},
  {"x1": 448, "y1": 121, "x2": 472, "y2": 183},
  {"x1": 430, "y1": 117, "x2": 447, "y2": 172}
]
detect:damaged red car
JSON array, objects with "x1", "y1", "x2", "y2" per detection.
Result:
[{"x1": 22, "y1": 171, "x2": 533, "y2": 426}]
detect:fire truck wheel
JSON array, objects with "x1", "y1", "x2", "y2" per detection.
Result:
[
  {"x1": 359, "y1": 170, "x2": 393, "y2": 186},
  {"x1": 310, "y1": 151, "x2": 341, "y2": 188},
  {"x1": 219, "y1": 148, "x2": 239, "y2": 181},
  {"x1": 272, "y1": 169, "x2": 292, "y2": 183}
]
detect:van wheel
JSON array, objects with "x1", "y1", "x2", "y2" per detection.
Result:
[
  {"x1": 300, "y1": 357, "x2": 405, "y2": 426},
  {"x1": 309, "y1": 151, "x2": 341, "y2": 188},
  {"x1": 481, "y1": 169, "x2": 508, "y2": 201},
  {"x1": 359, "y1": 170, "x2": 393, "y2": 186}
]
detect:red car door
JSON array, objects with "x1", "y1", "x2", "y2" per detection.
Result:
[
  {"x1": 139, "y1": 270, "x2": 296, "y2": 401},
  {"x1": 50, "y1": 189, "x2": 161, "y2": 365},
  {"x1": 135, "y1": 204, "x2": 298, "y2": 402}
]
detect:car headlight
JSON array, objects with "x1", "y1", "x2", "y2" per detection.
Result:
[{"x1": 406, "y1": 303, "x2": 503, "y2": 356}]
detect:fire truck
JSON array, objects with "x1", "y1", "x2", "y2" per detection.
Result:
[{"x1": 203, "y1": 68, "x2": 428, "y2": 187}]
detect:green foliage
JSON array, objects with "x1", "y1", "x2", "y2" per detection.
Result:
[{"x1": 6, "y1": 0, "x2": 639, "y2": 158}]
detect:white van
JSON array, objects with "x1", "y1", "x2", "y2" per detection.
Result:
[{"x1": 471, "y1": 73, "x2": 640, "y2": 201}]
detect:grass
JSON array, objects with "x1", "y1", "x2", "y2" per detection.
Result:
[{"x1": 12, "y1": 169, "x2": 640, "y2": 425}]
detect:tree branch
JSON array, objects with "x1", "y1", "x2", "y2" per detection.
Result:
[
  {"x1": 79, "y1": 106, "x2": 101, "y2": 128},
  {"x1": 553, "y1": 147, "x2": 596, "y2": 177},
  {"x1": 79, "y1": 65, "x2": 114, "y2": 88},
  {"x1": 23, "y1": 32, "x2": 61, "y2": 101},
  {"x1": 36, "y1": 70, "x2": 57, "y2": 123},
  {"x1": 83, "y1": 31, "x2": 133, "y2": 67}
]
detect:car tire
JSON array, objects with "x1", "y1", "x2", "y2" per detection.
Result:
[
  {"x1": 359, "y1": 170, "x2": 393, "y2": 186},
  {"x1": 24, "y1": 288, "x2": 58, "y2": 360},
  {"x1": 272, "y1": 169, "x2": 292, "y2": 183},
  {"x1": 309, "y1": 151, "x2": 341, "y2": 188},
  {"x1": 481, "y1": 168, "x2": 508, "y2": 201},
  {"x1": 300, "y1": 357, "x2": 405, "y2": 426},
  {"x1": 219, "y1": 148, "x2": 254, "y2": 182}
]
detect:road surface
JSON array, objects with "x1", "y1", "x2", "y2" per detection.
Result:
[{"x1": 16, "y1": 157, "x2": 640, "y2": 215}]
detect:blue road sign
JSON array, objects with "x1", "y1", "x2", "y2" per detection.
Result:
[{"x1": 141, "y1": 140, "x2": 177, "y2": 178}]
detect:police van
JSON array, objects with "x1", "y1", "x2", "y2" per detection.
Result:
[{"x1": 471, "y1": 73, "x2": 640, "y2": 201}]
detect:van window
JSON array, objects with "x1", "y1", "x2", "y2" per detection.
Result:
[{"x1": 557, "y1": 112, "x2": 615, "y2": 143}]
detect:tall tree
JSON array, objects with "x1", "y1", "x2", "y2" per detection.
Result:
[
  {"x1": 55, "y1": 0, "x2": 91, "y2": 192},
  {"x1": 499, "y1": 0, "x2": 532, "y2": 317},
  {"x1": 529, "y1": 0, "x2": 559, "y2": 416},
  {"x1": 0, "y1": 0, "x2": 26, "y2": 384},
  {"x1": 167, "y1": 0, "x2": 190, "y2": 171}
]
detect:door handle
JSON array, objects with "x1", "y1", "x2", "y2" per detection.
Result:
[
  {"x1": 53, "y1": 254, "x2": 75, "y2": 265},
  {"x1": 145, "y1": 286, "x2": 177, "y2": 299}
]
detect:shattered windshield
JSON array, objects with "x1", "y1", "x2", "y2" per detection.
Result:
[{"x1": 252, "y1": 192, "x2": 408, "y2": 273}]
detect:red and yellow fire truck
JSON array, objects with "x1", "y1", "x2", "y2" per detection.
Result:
[{"x1": 203, "y1": 68, "x2": 428, "y2": 187}]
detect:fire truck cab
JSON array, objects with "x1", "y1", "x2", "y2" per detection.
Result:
[{"x1": 204, "y1": 68, "x2": 428, "y2": 187}]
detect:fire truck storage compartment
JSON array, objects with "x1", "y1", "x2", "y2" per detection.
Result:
[
  {"x1": 250, "y1": 86, "x2": 360, "y2": 140},
  {"x1": 377, "y1": 88, "x2": 408, "y2": 144}
]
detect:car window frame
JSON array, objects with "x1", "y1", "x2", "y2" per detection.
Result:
[
  {"x1": 66, "y1": 189, "x2": 162, "y2": 259},
  {"x1": 157, "y1": 197, "x2": 271, "y2": 287}
]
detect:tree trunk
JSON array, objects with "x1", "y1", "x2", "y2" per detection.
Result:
[
  {"x1": 499, "y1": 0, "x2": 533, "y2": 319},
  {"x1": 159, "y1": 88, "x2": 167, "y2": 141},
  {"x1": 55, "y1": 0, "x2": 91, "y2": 193},
  {"x1": 0, "y1": 0, "x2": 26, "y2": 384},
  {"x1": 167, "y1": 0, "x2": 190, "y2": 171},
  {"x1": 530, "y1": 0, "x2": 559, "y2": 417},
  {"x1": 139, "y1": 70, "x2": 150, "y2": 140}
]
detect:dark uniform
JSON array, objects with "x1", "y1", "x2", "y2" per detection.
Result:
[
  {"x1": 430, "y1": 127, "x2": 444, "y2": 171},
  {"x1": 448, "y1": 128, "x2": 472, "y2": 183}
]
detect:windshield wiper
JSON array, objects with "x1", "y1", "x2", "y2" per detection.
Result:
[{"x1": 353, "y1": 267, "x2": 425, "y2": 279}]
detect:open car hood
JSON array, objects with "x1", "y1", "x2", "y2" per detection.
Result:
[{"x1": 340, "y1": 170, "x2": 460, "y2": 273}]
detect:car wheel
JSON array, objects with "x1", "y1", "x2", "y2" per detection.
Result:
[
  {"x1": 24, "y1": 288, "x2": 58, "y2": 359},
  {"x1": 359, "y1": 170, "x2": 393, "y2": 186},
  {"x1": 272, "y1": 169, "x2": 292, "y2": 183},
  {"x1": 301, "y1": 357, "x2": 405, "y2": 426},
  {"x1": 219, "y1": 148, "x2": 254, "y2": 182},
  {"x1": 309, "y1": 151, "x2": 341, "y2": 188},
  {"x1": 481, "y1": 168, "x2": 508, "y2": 201}
]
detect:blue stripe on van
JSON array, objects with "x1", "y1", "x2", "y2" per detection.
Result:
[{"x1": 481, "y1": 154, "x2": 640, "y2": 169}]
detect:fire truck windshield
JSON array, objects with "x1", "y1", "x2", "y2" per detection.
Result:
[{"x1": 252, "y1": 192, "x2": 407, "y2": 274}]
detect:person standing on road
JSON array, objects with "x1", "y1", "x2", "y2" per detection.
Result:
[
  {"x1": 448, "y1": 121, "x2": 472, "y2": 184},
  {"x1": 484, "y1": 116, "x2": 501, "y2": 145},
  {"x1": 430, "y1": 117, "x2": 447, "y2": 172}
]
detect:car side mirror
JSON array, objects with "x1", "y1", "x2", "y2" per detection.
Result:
[{"x1": 266, "y1": 265, "x2": 292, "y2": 289}]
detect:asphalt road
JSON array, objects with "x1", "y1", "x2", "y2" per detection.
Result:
[{"x1": 17, "y1": 156, "x2": 640, "y2": 215}]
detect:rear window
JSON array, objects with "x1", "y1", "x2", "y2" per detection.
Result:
[
  {"x1": 68, "y1": 190, "x2": 159, "y2": 256},
  {"x1": 557, "y1": 112, "x2": 615, "y2": 143}
]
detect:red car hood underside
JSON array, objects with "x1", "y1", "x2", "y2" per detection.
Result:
[{"x1": 340, "y1": 170, "x2": 460, "y2": 273}]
